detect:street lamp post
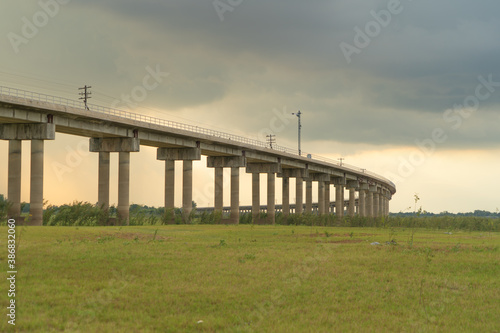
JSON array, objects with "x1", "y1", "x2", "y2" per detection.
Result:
[{"x1": 292, "y1": 110, "x2": 302, "y2": 156}]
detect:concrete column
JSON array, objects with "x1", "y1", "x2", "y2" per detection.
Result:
[
  {"x1": 335, "y1": 184, "x2": 344, "y2": 219},
  {"x1": 386, "y1": 196, "x2": 390, "y2": 216},
  {"x1": 305, "y1": 179, "x2": 312, "y2": 214},
  {"x1": 373, "y1": 191, "x2": 379, "y2": 218},
  {"x1": 230, "y1": 167, "x2": 239, "y2": 224},
  {"x1": 164, "y1": 160, "x2": 175, "y2": 224},
  {"x1": 182, "y1": 160, "x2": 193, "y2": 222},
  {"x1": 98, "y1": 152, "x2": 110, "y2": 210},
  {"x1": 348, "y1": 188, "x2": 356, "y2": 217},
  {"x1": 214, "y1": 167, "x2": 223, "y2": 213},
  {"x1": 358, "y1": 190, "x2": 365, "y2": 217},
  {"x1": 7, "y1": 140, "x2": 22, "y2": 219},
  {"x1": 378, "y1": 193, "x2": 385, "y2": 217},
  {"x1": 366, "y1": 191, "x2": 373, "y2": 218},
  {"x1": 282, "y1": 176, "x2": 290, "y2": 218},
  {"x1": 295, "y1": 176, "x2": 303, "y2": 214},
  {"x1": 324, "y1": 182, "x2": 330, "y2": 214},
  {"x1": 29, "y1": 140, "x2": 44, "y2": 226},
  {"x1": 117, "y1": 152, "x2": 130, "y2": 225},
  {"x1": 267, "y1": 173, "x2": 276, "y2": 224},
  {"x1": 318, "y1": 181, "x2": 325, "y2": 216},
  {"x1": 252, "y1": 173, "x2": 260, "y2": 223}
]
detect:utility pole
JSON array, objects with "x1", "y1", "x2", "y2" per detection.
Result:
[
  {"x1": 292, "y1": 110, "x2": 302, "y2": 156},
  {"x1": 79, "y1": 85, "x2": 92, "y2": 110},
  {"x1": 266, "y1": 134, "x2": 276, "y2": 149}
]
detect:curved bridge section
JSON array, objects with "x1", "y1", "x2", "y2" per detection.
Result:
[{"x1": 0, "y1": 86, "x2": 396, "y2": 225}]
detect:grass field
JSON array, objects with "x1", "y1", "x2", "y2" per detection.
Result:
[{"x1": 2, "y1": 224, "x2": 499, "y2": 332}]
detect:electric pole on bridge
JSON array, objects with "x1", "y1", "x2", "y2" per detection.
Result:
[
  {"x1": 266, "y1": 134, "x2": 276, "y2": 149},
  {"x1": 292, "y1": 110, "x2": 302, "y2": 156},
  {"x1": 79, "y1": 85, "x2": 92, "y2": 110}
]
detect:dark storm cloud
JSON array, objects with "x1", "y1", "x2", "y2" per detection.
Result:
[{"x1": 2, "y1": 0, "x2": 500, "y2": 148}]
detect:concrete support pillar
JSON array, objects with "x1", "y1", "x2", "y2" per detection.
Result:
[
  {"x1": 305, "y1": 179, "x2": 312, "y2": 214},
  {"x1": 295, "y1": 176, "x2": 303, "y2": 214},
  {"x1": 318, "y1": 181, "x2": 325, "y2": 216},
  {"x1": 367, "y1": 190, "x2": 373, "y2": 218},
  {"x1": 358, "y1": 190, "x2": 366, "y2": 217},
  {"x1": 267, "y1": 173, "x2": 275, "y2": 224},
  {"x1": 252, "y1": 173, "x2": 260, "y2": 223},
  {"x1": 282, "y1": 176, "x2": 290, "y2": 218},
  {"x1": 335, "y1": 184, "x2": 344, "y2": 219},
  {"x1": 117, "y1": 152, "x2": 130, "y2": 225},
  {"x1": 324, "y1": 182, "x2": 330, "y2": 214},
  {"x1": 98, "y1": 152, "x2": 110, "y2": 211},
  {"x1": 386, "y1": 196, "x2": 390, "y2": 216},
  {"x1": 164, "y1": 160, "x2": 175, "y2": 223},
  {"x1": 29, "y1": 140, "x2": 44, "y2": 226},
  {"x1": 230, "y1": 167, "x2": 239, "y2": 224},
  {"x1": 378, "y1": 193, "x2": 385, "y2": 217},
  {"x1": 182, "y1": 160, "x2": 193, "y2": 222},
  {"x1": 7, "y1": 140, "x2": 22, "y2": 219},
  {"x1": 348, "y1": 188, "x2": 356, "y2": 217},
  {"x1": 373, "y1": 191, "x2": 379, "y2": 218},
  {"x1": 214, "y1": 167, "x2": 223, "y2": 213}
]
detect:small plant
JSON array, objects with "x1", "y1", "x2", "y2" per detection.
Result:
[
  {"x1": 325, "y1": 231, "x2": 331, "y2": 238},
  {"x1": 219, "y1": 239, "x2": 227, "y2": 247},
  {"x1": 349, "y1": 232, "x2": 354, "y2": 238}
]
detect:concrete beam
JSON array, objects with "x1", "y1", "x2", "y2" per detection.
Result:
[
  {"x1": 277, "y1": 168, "x2": 309, "y2": 179},
  {"x1": 310, "y1": 173, "x2": 331, "y2": 182},
  {"x1": 157, "y1": 147, "x2": 201, "y2": 161},
  {"x1": 0, "y1": 123, "x2": 55, "y2": 140},
  {"x1": 332, "y1": 177, "x2": 347, "y2": 186},
  {"x1": 347, "y1": 180, "x2": 359, "y2": 189},
  {"x1": 246, "y1": 163, "x2": 282, "y2": 174},
  {"x1": 90, "y1": 137, "x2": 140, "y2": 152},
  {"x1": 308, "y1": 164, "x2": 344, "y2": 177},
  {"x1": 207, "y1": 156, "x2": 246, "y2": 168}
]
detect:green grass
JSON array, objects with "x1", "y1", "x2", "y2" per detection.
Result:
[{"x1": 2, "y1": 225, "x2": 499, "y2": 332}]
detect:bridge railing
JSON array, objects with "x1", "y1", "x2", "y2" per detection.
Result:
[{"x1": 0, "y1": 85, "x2": 395, "y2": 188}]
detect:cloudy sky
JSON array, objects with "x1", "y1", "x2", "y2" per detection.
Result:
[{"x1": 1, "y1": 0, "x2": 500, "y2": 213}]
